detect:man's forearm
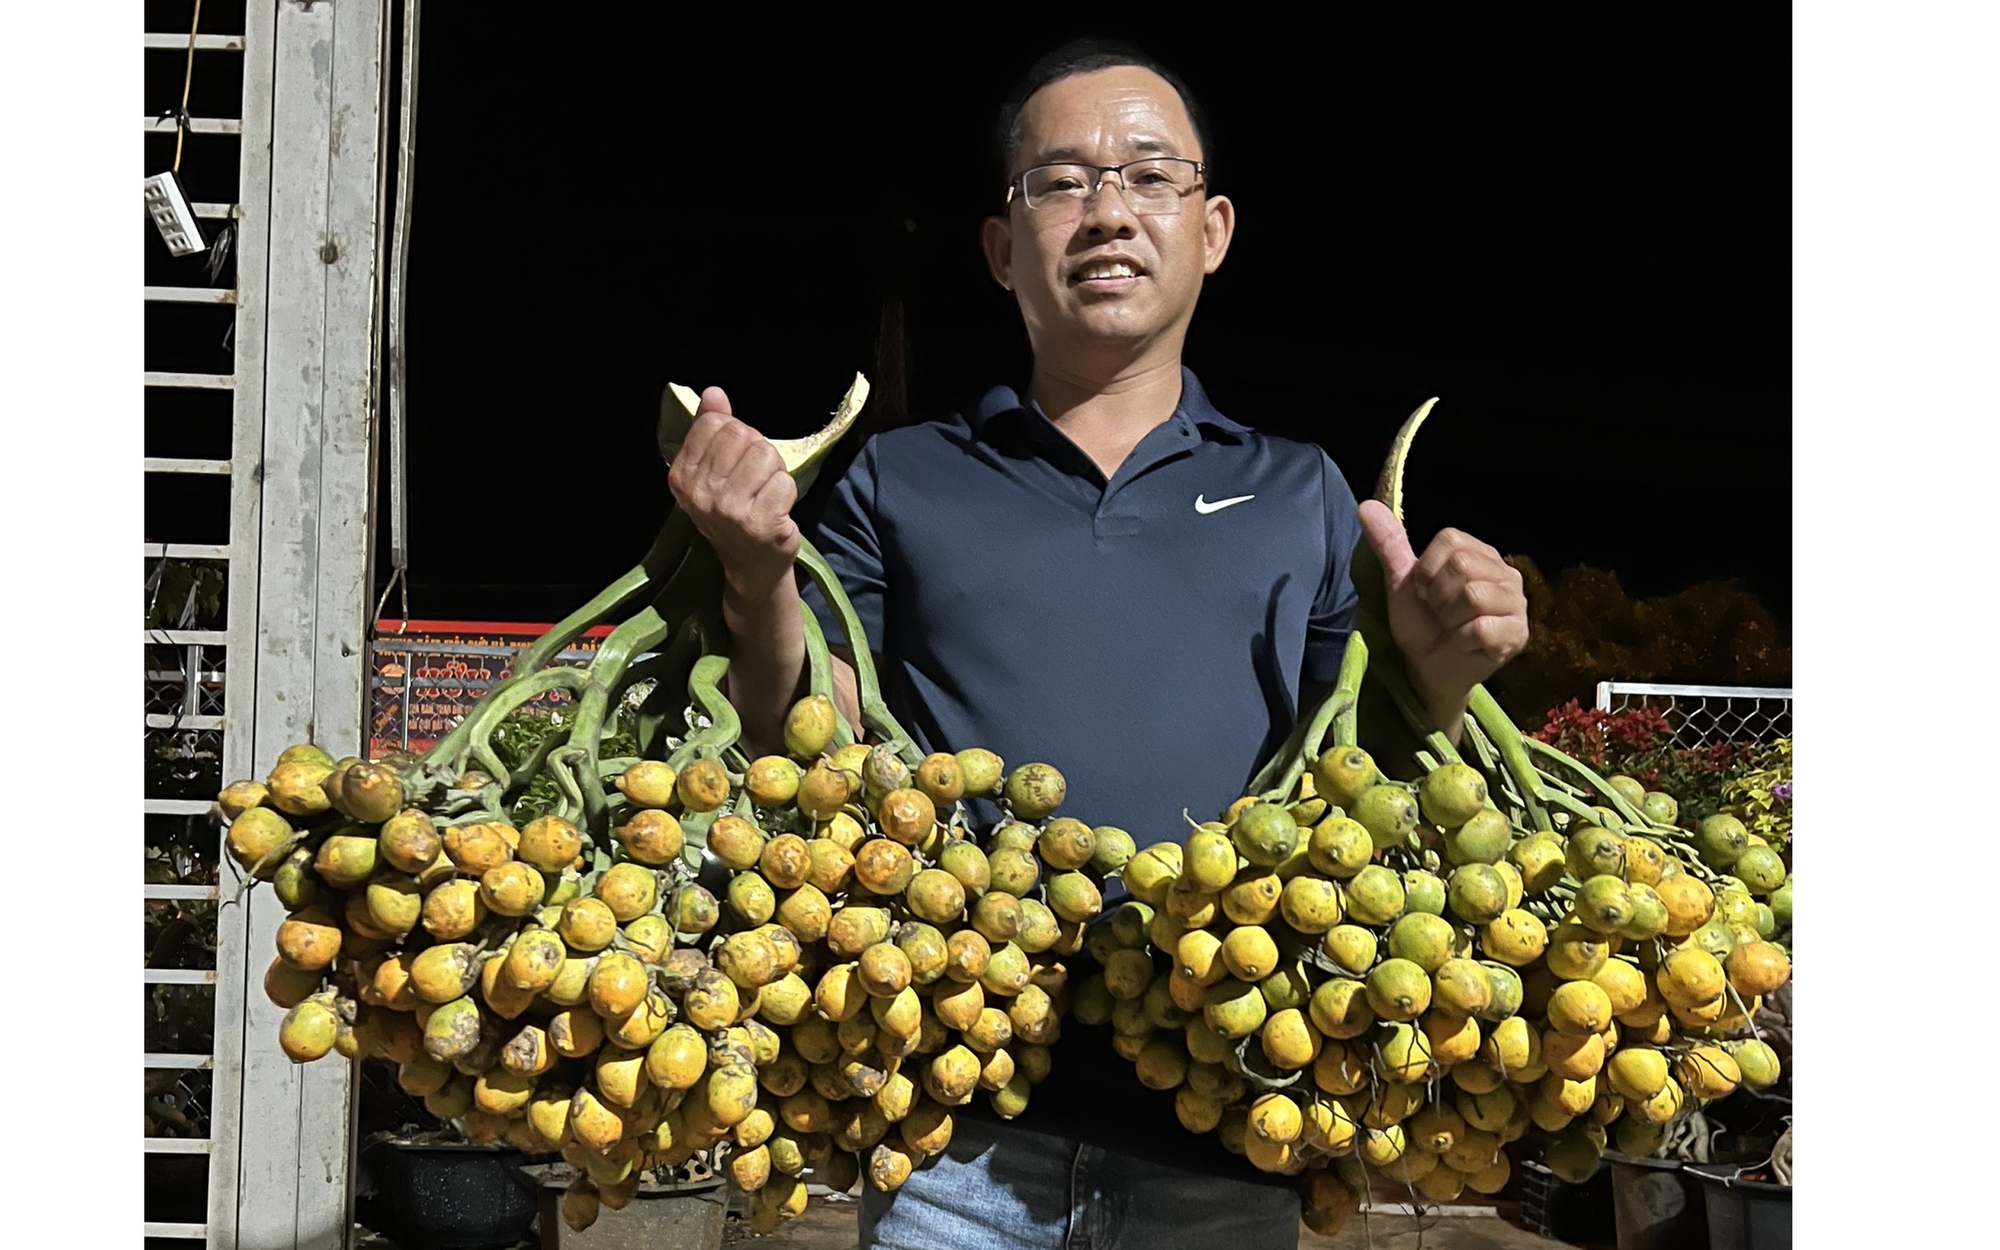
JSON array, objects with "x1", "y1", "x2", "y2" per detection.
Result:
[{"x1": 721, "y1": 574, "x2": 809, "y2": 759}]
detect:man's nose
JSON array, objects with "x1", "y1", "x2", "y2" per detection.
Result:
[{"x1": 1076, "y1": 173, "x2": 1140, "y2": 237}]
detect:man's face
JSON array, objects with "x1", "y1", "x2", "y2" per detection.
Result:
[{"x1": 982, "y1": 66, "x2": 1234, "y2": 365}]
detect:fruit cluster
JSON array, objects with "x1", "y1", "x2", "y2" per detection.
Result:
[
  {"x1": 1082, "y1": 401, "x2": 1793, "y2": 1235},
  {"x1": 228, "y1": 713, "x2": 1125, "y2": 1233}
]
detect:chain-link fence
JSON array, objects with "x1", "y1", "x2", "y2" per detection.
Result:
[{"x1": 1595, "y1": 681, "x2": 1793, "y2": 749}]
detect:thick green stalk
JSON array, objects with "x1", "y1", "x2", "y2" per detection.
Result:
[
  {"x1": 558, "y1": 605, "x2": 675, "y2": 835},
  {"x1": 567, "y1": 606, "x2": 674, "y2": 758},
  {"x1": 648, "y1": 532, "x2": 724, "y2": 637},
  {"x1": 1465, "y1": 685, "x2": 1552, "y2": 833},
  {"x1": 1248, "y1": 719, "x2": 1312, "y2": 803},
  {"x1": 633, "y1": 620, "x2": 704, "y2": 760},
  {"x1": 548, "y1": 750, "x2": 587, "y2": 825},
  {"x1": 1248, "y1": 631, "x2": 1371, "y2": 800},
  {"x1": 799, "y1": 602, "x2": 858, "y2": 749},
  {"x1": 606, "y1": 639, "x2": 697, "y2": 720},
  {"x1": 796, "y1": 537, "x2": 919, "y2": 765},
  {"x1": 512, "y1": 508, "x2": 695, "y2": 676},
  {"x1": 667, "y1": 655, "x2": 742, "y2": 772},
  {"x1": 1461, "y1": 718, "x2": 1509, "y2": 794},
  {"x1": 1330, "y1": 630, "x2": 1369, "y2": 749}
]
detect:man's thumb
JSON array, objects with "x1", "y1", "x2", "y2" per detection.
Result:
[
  {"x1": 699, "y1": 385, "x2": 734, "y2": 419},
  {"x1": 1357, "y1": 499, "x2": 1418, "y2": 585}
]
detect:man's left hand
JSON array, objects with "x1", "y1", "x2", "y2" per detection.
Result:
[{"x1": 1357, "y1": 499, "x2": 1530, "y2": 733}]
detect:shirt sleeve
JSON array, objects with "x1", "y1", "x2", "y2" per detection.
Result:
[
  {"x1": 1302, "y1": 449, "x2": 1362, "y2": 686},
  {"x1": 800, "y1": 436, "x2": 886, "y2": 655}
]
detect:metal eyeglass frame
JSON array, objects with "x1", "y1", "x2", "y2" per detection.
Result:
[{"x1": 1003, "y1": 157, "x2": 1207, "y2": 214}]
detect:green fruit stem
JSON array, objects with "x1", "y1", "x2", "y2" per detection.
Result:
[
  {"x1": 795, "y1": 538, "x2": 920, "y2": 766},
  {"x1": 1530, "y1": 769, "x2": 1592, "y2": 801},
  {"x1": 513, "y1": 508, "x2": 697, "y2": 677},
  {"x1": 799, "y1": 602, "x2": 858, "y2": 750},
  {"x1": 1461, "y1": 717, "x2": 1540, "y2": 834},
  {"x1": 646, "y1": 529, "x2": 726, "y2": 635},
  {"x1": 633, "y1": 619, "x2": 705, "y2": 760},
  {"x1": 1536, "y1": 784, "x2": 1640, "y2": 841},
  {"x1": 1248, "y1": 629, "x2": 1371, "y2": 801},
  {"x1": 667, "y1": 654, "x2": 744, "y2": 772},
  {"x1": 558, "y1": 605, "x2": 679, "y2": 834},
  {"x1": 677, "y1": 807, "x2": 722, "y2": 866},
  {"x1": 1330, "y1": 628, "x2": 1369, "y2": 750},
  {"x1": 548, "y1": 749, "x2": 587, "y2": 824},
  {"x1": 1652, "y1": 835, "x2": 1724, "y2": 882},
  {"x1": 1465, "y1": 686, "x2": 1553, "y2": 834},
  {"x1": 428, "y1": 665, "x2": 591, "y2": 780},
  {"x1": 1521, "y1": 736, "x2": 1655, "y2": 830},
  {"x1": 1363, "y1": 642, "x2": 1464, "y2": 768},
  {"x1": 605, "y1": 623, "x2": 700, "y2": 721},
  {"x1": 500, "y1": 727, "x2": 572, "y2": 804}
]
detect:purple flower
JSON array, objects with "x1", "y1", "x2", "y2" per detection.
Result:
[{"x1": 1770, "y1": 780, "x2": 1792, "y2": 802}]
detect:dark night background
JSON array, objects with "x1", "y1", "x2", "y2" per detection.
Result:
[{"x1": 147, "y1": 8, "x2": 1790, "y2": 650}]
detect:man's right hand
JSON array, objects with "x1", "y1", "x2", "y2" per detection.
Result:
[{"x1": 666, "y1": 387, "x2": 801, "y2": 593}]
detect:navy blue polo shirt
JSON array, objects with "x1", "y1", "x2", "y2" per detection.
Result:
[{"x1": 804, "y1": 367, "x2": 1362, "y2": 1182}]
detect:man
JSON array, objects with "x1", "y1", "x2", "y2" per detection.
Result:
[{"x1": 666, "y1": 40, "x2": 1529, "y2": 1250}]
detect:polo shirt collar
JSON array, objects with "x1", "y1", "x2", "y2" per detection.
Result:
[
  {"x1": 1175, "y1": 368, "x2": 1251, "y2": 437},
  {"x1": 970, "y1": 365, "x2": 1249, "y2": 444}
]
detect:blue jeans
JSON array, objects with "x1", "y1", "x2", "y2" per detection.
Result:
[{"x1": 858, "y1": 1113, "x2": 1302, "y2": 1250}]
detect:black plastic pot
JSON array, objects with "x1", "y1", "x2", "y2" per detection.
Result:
[
  {"x1": 359, "y1": 1141, "x2": 541, "y2": 1250},
  {"x1": 1687, "y1": 1163, "x2": 1791, "y2": 1250},
  {"x1": 1604, "y1": 1151, "x2": 1710, "y2": 1250},
  {"x1": 1518, "y1": 1158, "x2": 1616, "y2": 1245}
]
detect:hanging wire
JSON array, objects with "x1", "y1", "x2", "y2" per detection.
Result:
[
  {"x1": 172, "y1": 0, "x2": 204, "y2": 174},
  {"x1": 375, "y1": 0, "x2": 423, "y2": 639}
]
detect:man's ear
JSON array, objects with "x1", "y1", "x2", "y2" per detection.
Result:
[
  {"x1": 980, "y1": 215, "x2": 1015, "y2": 292},
  {"x1": 1202, "y1": 194, "x2": 1236, "y2": 275}
]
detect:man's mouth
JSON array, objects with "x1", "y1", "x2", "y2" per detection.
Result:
[{"x1": 1071, "y1": 259, "x2": 1147, "y2": 289}]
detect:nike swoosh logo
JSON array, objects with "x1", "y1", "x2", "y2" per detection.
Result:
[{"x1": 1194, "y1": 493, "x2": 1255, "y2": 515}]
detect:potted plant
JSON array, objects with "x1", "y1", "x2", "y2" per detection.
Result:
[
  {"x1": 1686, "y1": 1127, "x2": 1791, "y2": 1250},
  {"x1": 353, "y1": 1064, "x2": 543, "y2": 1250},
  {"x1": 357, "y1": 1130, "x2": 542, "y2": 1250},
  {"x1": 1604, "y1": 1107, "x2": 1719, "y2": 1250},
  {"x1": 1685, "y1": 986, "x2": 1792, "y2": 1250},
  {"x1": 1606, "y1": 982, "x2": 1791, "y2": 1250}
]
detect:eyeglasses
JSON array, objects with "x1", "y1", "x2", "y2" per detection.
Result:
[{"x1": 1005, "y1": 157, "x2": 1206, "y2": 218}]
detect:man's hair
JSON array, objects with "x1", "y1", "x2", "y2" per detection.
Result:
[{"x1": 994, "y1": 38, "x2": 1213, "y2": 188}]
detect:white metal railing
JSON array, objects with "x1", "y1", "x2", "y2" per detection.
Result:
[
  {"x1": 145, "y1": 33, "x2": 246, "y2": 51},
  {"x1": 145, "y1": 116, "x2": 243, "y2": 134},
  {"x1": 1594, "y1": 681, "x2": 1793, "y2": 748},
  {"x1": 144, "y1": 371, "x2": 237, "y2": 389}
]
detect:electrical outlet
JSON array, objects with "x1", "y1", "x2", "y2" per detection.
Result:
[{"x1": 144, "y1": 172, "x2": 206, "y2": 258}]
